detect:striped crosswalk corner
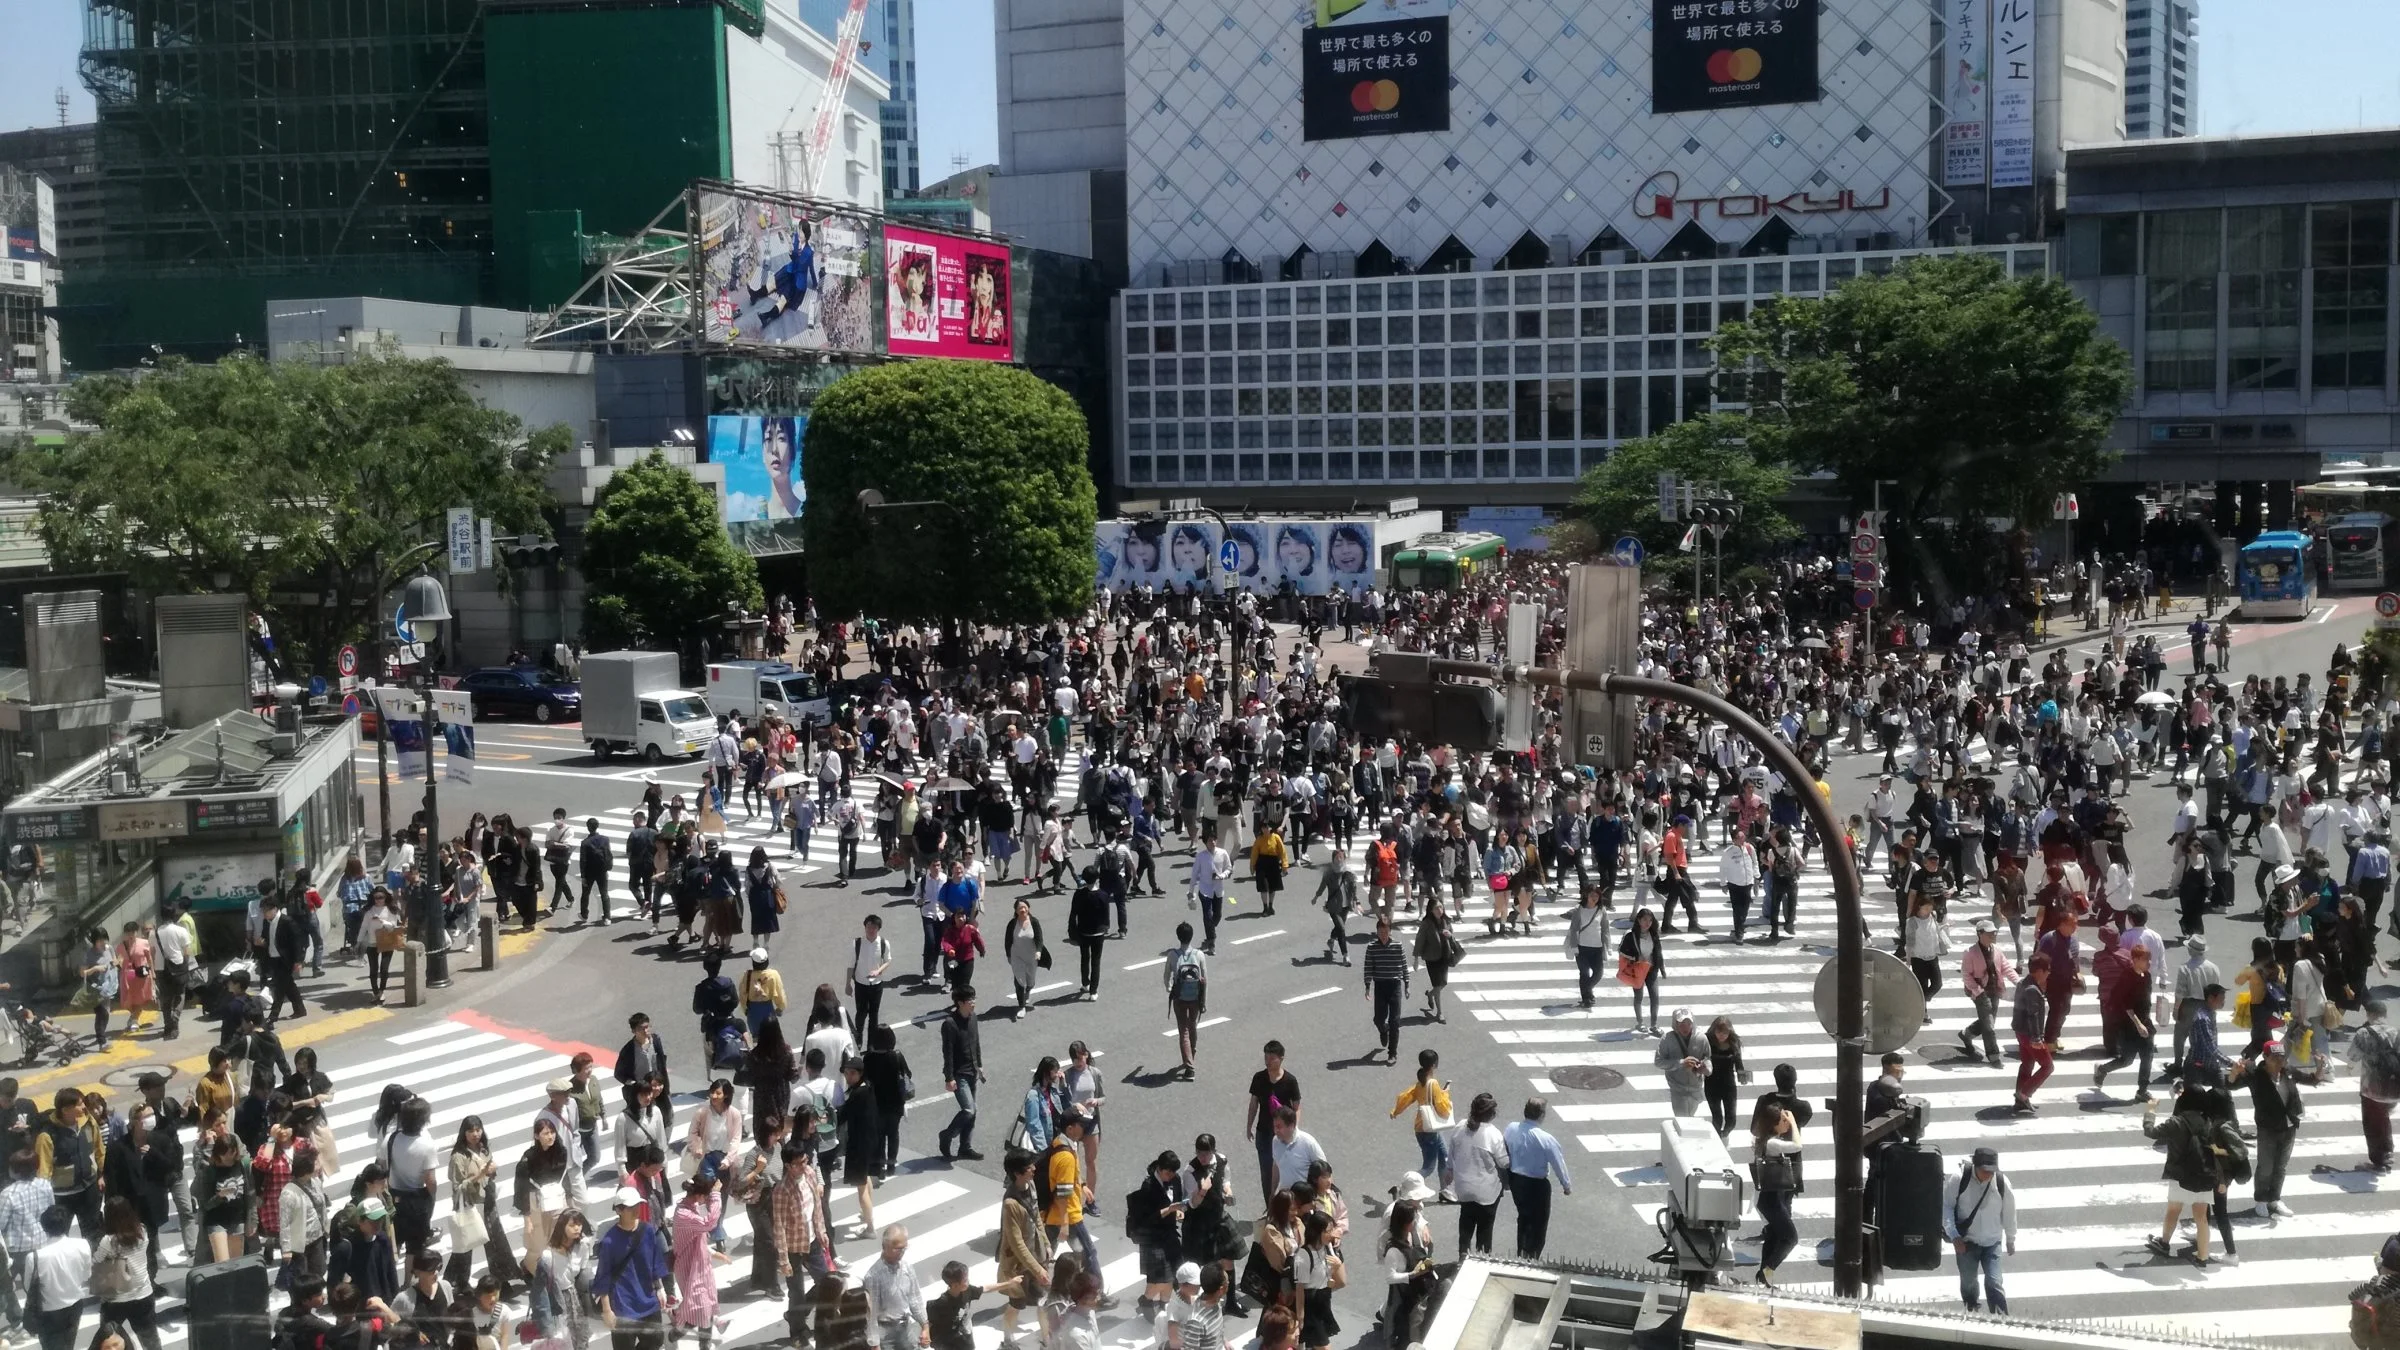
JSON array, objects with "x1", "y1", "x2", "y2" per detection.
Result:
[{"x1": 11, "y1": 1002, "x2": 393, "y2": 1097}]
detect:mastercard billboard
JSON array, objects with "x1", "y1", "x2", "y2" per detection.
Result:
[
  {"x1": 1651, "y1": 0, "x2": 1819, "y2": 114},
  {"x1": 1301, "y1": 15, "x2": 1449, "y2": 141}
]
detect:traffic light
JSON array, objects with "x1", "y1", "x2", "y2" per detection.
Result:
[
  {"x1": 1686, "y1": 499, "x2": 1744, "y2": 528},
  {"x1": 506, "y1": 535, "x2": 562, "y2": 568},
  {"x1": 1343, "y1": 663, "x2": 1505, "y2": 753}
]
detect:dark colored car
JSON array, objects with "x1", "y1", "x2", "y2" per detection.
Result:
[{"x1": 460, "y1": 667, "x2": 582, "y2": 723}]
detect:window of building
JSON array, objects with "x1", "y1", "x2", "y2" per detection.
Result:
[
  {"x1": 1268, "y1": 386, "x2": 1293, "y2": 415},
  {"x1": 2145, "y1": 209, "x2": 2220, "y2": 393},
  {"x1": 1388, "y1": 283, "x2": 1414, "y2": 310},
  {"x1": 1420, "y1": 349, "x2": 1445, "y2": 376},
  {"x1": 1478, "y1": 312, "x2": 1508, "y2": 342},
  {"x1": 1388, "y1": 315, "x2": 1414, "y2": 344},
  {"x1": 1296, "y1": 286, "x2": 1322, "y2": 315},
  {"x1": 1359, "y1": 351, "x2": 1383, "y2": 379},
  {"x1": 1513, "y1": 345, "x2": 1541, "y2": 373},
  {"x1": 1356, "y1": 283, "x2": 1381, "y2": 312},
  {"x1": 1718, "y1": 264, "x2": 1748, "y2": 294},
  {"x1": 1450, "y1": 278, "x2": 1478, "y2": 307},
  {"x1": 1268, "y1": 289, "x2": 1292, "y2": 316},
  {"x1": 1358, "y1": 418, "x2": 1384, "y2": 446},
  {"x1": 1237, "y1": 452, "x2": 1264, "y2": 479},
  {"x1": 1545, "y1": 381, "x2": 1575, "y2": 440},
  {"x1": 1238, "y1": 354, "x2": 1263, "y2": 384},
  {"x1": 1548, "y1": 344, "x2": 1574, "y2": 373},
  {"x1": 2225, "y1": 207, "x2": 2304, "y2": 390},
  {"x1": 1451, "y1": 415, "x2": 1478, "y2": 444},
  {"x1": 1326, "y1": 285, "x2": 1350, "y2": 314},
  {"x1": 1238, "y1": 421, "x2": 1263, "y2": 449},
  {"x1": 1298, "y1": 386, "x2": 1322, "y2": 414},
  {"x1": 1127, "y1": 392, "x2": 1151, "y2": 420},
  {"x1": 2067, "y1": 214, "x2": 2140, "y2": 278},
  {"x1": 1180, "y1": 294, "x2": 1204, "y2": 320},
  {"x1": 1389, "y1": 350, "x2": 1414, "y2": 378},
  {"x1": 1327, "y1": 418, "x2": 1353, "y2": 446},
  {"x1": 1267, "y1": 353, "x2": 1292, "y2": 382},
  {"x1": 1320, "y1": 451, "x2": 1346, "y2": 478},
  {"x1": 1650, "y1": 271, "x2": 1678, "y2": 299},
  {"x1": 1579, "y1": 378, "x2": 1607, "y2": 439},
  {"x1": 1210, "y1": 389, "x2": 1234, "y2": 417},
  {"x1": 1649, "y1": 303, "x2": 1679, "y2": 333},
  {"x1": 1125, "y1": 296, "x2": 1149, "y2": 322},
  {"x1": 1328, "y1": 386, "x2": 1353, "y2": 413},
  {"x1": 1298, "y1": 420, "x2": 1323, "y2": 447},
  {"x1": 1269, "y1": 420, "x2": 1294, "y2": 448},
  {"x1": 1420, "y1": 416, "x2": 1446, "y2": 447},
  {"x1": 1267, "y1": 321, "x2": 1291, "y2": 349},
  {"x1": 1207, "y1": 292, "x2": 1232, "y2": 318},
  {"x1": 1181, "y1": 390, "x2": 1207, "y2": 417},
  {"x1": 1513, "y1": 380, "x2": 1542, "y2": 441},
  {"x1": 1296, "y1": 450, "x2": 1323, "y2": 479},
  {"x1": 1754, "y1": 262, "x2": 1784, "y2": 292},
  {"x1": 1154, "y1": 328, "x2": 1177, "y2": 353},
  {"x1": 1209, "y1": 356, "x2": 1234, "y2": 384},
  {"x1": 1357, "y1": 317, "x2": 1382, "y2": 345},
  {"x1": 1328, "y1": 352, "x2": 1353, "y2": 380},
  {"x1": 1613, "y1": 376, "x2": 1642, "y2": 438},
  {"x1": 1236, "y1": 291, "x2": 1260, "y2": 317},
  {"x1": 1126, "y1": 359, "x2": 1150, "y2": 386},
  {"x1": 1484, "y1": 277, "x2": 1510, "y2": 306},
  {"x1": 1581, "y1": 342, "x2": 1608, "y2": 372},
  {"x1": 1298, "y1": 353, "x2": 1322, "y2": 381},
  {"x1": 1419, "y1": 280, "x2": 1447, "y2": 308},
  {"x1": 1357, "y1": 385, "x2": 1383, "y2": 412},
  {"x1": 2313, "y1": 201, "x2": 2393, "y2": 389},
  {"x1": 1238, "y1": 388, "x2": 1262, "y2": 415},
  {"x1": 1237, "y1": 322, "x2": 1261, "y2": 350},
  {"x1": 1297, "y1": 320, "x2": 1322, "y2": 348},
  {"x1": 1615, "y1": 272, "x2": 1643, "y2": 300}
]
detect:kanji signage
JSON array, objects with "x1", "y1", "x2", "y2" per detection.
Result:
[
  {"x1": 4, "y1": 808, "x2": 88, "y2": 845},
  {"x1": 1989, "y1": 0, "x2": 2035, "y2": 187},
  {"x1": 1652, "y1": 0, "x2": 1819, "y2": 115},
  {"x1": 192, "y1": 797, "x2": 280, "y2": 832},
  {"x1": 1302, "y1": 17, "x2": 1449, "y2": 141},
  {"x1": 97, "y1": 800, "x2": 191, "y2": 841}
]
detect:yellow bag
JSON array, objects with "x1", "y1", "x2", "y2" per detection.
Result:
[{"x1": 2232, "y1": 989, "x2": 2253, "y2": 1030}]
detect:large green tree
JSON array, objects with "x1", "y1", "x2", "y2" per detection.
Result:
[
  {"x1": 1568, "y1": 414, "x2": 1796, "y2": 568},
  {"x1": 0, "y1": 350, "x2": 564, "y2": 670},
  {"x1": 1713, "y1": 251, "x2": 2132, "y2": 545},
  {"x1": 581, "y1": 451, "x2": 763, "y2": 655},
  {"x1": 802, "y1": 361, "x2": 1096, "y2": 623}
]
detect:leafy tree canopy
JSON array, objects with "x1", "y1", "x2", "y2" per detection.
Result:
[
  {"x1": 1713, "y1": 253, "x2": 2131, "y2": 528},
  {"x1": 581, "y1": 451, "x2": 763, "y2": 655},
  {"x1": 1568, "y1": 414, "x2": 1796, "y2": 568},
  {"x1": 801, "y1": 361, "x2": 1096, "y2": 624},
  {"x1": 1, "y1": 350, "x2": 564, "y2": 670}
]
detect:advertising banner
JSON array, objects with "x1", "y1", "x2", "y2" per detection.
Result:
[
  {"x1": 1314, "y1": 0, "x2": 1449, "y2": 24},
  {"x1": 1989, "y1": 0, "x2": 2035, "y2": 188},
  {"x1": 1651, "y1": 0, "x2": 1819, "y2": 114},
  {"x1": 1944, "y1": 0, "x2": 1989, "y2": 187},
  {"x1": 707, "y1": 413, "x2": 807, "y2": 554},
  {"x1": 34, "y1": 180, "x2": 53, "y2": 261},
  {"x1": 161, "y1": 852, "x2": 281, "y2": 914},
  {"x1": 432, "y1": 690, "x2": 474, "y2": 784},
  {"x1": 883, "y1": 225, "x2": 1014, "y2": 361},
  {"x1": 1301, "y1": 16, "x2": 1449, "y2": 142},
  {"x1": 697, "y1": 188, "x2": 876, "y2": 351},
  {"x1": 376, "y1": 689, "x2": 428, "y2": 778},
  {"x1": 1098, "y1": 519, "x2": 1375, "y2": 596}
]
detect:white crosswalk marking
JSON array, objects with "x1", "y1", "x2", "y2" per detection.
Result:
[
  {"x1": 83, "y1": 1013, "x2": 1168, "y2": 1348},
  {"x1": 1436, "y1": 846, "x2": 2391, "y2": 1345}
]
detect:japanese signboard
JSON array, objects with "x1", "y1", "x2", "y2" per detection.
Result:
[
  {"x1": 697, "y1": 188, "x2": 876, "y2": 353},
  {"x1": 161, "y1": 852, "x2": 280, "y2": 914},
  {"x1": 1989, "y1": 0, "x2": 2035, "y2": 188},
  {"x1": 447, "y1": 507, "x2": 477, "y2": 575},
  {"x1": 1944, "y1": 0, "x2": 1988, "y2": 187},
  {"x1": 4, "y1": 807, "x2": 88, "y2": 845},
  {"x1": 882, "y1": 225, "x2": 1015, "y2": 362},
  {"x1": 97, "y1": 800, "x2": 191, "y2": 841},
  {"x1": 191, "y1": 797, "x2": 280, "y2": 832},
  {"x1": 1301, "y1": 17, "x2": 1449, "y2": 142},
  {"x1": 1651, "y1": 0, "x2": 1819, "y2": 115}
]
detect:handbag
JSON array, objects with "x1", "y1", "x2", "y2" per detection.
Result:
[
  {"x1": 773, "y1": 885, "x2": 788, "y2": 915},
  {"x1": 1237, "y1": 1242, "x2": 1282, "y2": 1304},
  {"x1": 1487, "y1": 873, "x2": 1510, "y2": 894},
  {"x1": 533, "y1": 1180, "x2": 566, "y2": 1212},
  {"x1": 1037, "y1": 944, "x2": 1053, "y2": 970},
  {"x1": 376, "y1": 927, "x2": 407, "y2": 952},
  {"x1": 1750, "y1": 1143, "x2": 1797, "y2": 1193},
  {"x1": 448, "y1": 1204, "x2": 489, "y2": 1250},
  {"x1": 1616, "y1": 957, "x2": 1652, "y2": 988}
]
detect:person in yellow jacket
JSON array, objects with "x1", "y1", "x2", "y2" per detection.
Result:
[
  {"x1": 1251, "y1": 827, "x2": 1291, "y2": 918},
  {"x1": 738, "y1": 947, "x2": 787, "y2": 1039},
  {"x1": 1390, "y1": 1049, "x2": 1455, "y2": 1201}
]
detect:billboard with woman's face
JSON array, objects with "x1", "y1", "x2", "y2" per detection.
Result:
[
  {"x1": 883, "y1": 224, "x2": 1015, "y2": 361},
  {"x1": 1166, "y1": 521, "x2": 1219, "y2": 588},
  {"x1": 1095, "y1": 517, "x2": 1377, "y2": 592}
]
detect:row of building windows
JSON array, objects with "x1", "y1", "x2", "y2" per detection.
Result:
[
  {"x1": 1127, "y1": 373, "x2": 1717, "y2": 454},
  {"x1": 1125, "y1": 447, "x2": 1606, "y2": 487},
  {"x1": 1131, "y1": 306, "x2": 1744, "y2": 354},
  {"x1": 1125, "y1": 336, "x2": 1719, "y2": 388},
  {"x1": 2067, "y1": 202, "x2": 2396, "y2": 394}
]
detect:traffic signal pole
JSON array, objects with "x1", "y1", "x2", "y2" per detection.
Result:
[{"x1": 1386, "y1": 655, "x2": 1870, "y2": 1298}]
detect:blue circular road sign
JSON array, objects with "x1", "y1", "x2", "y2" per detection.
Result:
[
  {"x1": 1612, "y1": 536, "x2": 1646, "y2": 565},
  {"x1": 1218, "y1": 539, "x2": 1241, "y2": 572}
]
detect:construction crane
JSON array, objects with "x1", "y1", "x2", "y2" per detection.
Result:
[{"x1": 772, "y1": 0, "x2": 873, "y2": 198}]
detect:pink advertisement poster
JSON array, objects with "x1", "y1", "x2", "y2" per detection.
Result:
[{"x1": 883, "y1": 225, "x2": 1014, "y2": 361}]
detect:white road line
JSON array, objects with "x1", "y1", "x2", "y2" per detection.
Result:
[
  {"x1": 1230, "y1": 928, "x2": 1286, "y2": 945},
  {"x1": 1281, "y1": 986, "x2": 1342, "y2": 1004},
  {"x1": 1124, "y1": 955, "x2": 1167, "y2": 971}
]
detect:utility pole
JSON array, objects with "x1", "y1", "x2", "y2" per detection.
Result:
[{"x1": 1369, "y1": 654, "x2": 1871, "y2": 1296}]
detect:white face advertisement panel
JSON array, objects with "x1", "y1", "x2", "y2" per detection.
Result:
[
  {"x1": 1944, "y1": 0, "x2": 1988, "y2": 188},
  {"x1": 1989, "y1": 0, "x2": 2035, "y2": 188}
]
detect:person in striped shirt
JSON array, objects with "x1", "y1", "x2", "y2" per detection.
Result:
[{"x1": 1361, "y1": 919, "x2": 1410, "y2": 1064}]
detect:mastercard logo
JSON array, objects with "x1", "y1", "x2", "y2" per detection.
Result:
[
  {"x1": 1349, "y1": 79, "x2": 1402, "y2": 113},
  {"x1": 1704, "y1": 47, "x2": 1765, "y2": 83}
]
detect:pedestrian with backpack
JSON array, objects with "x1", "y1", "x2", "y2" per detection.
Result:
[
  {"x1": 1942, "y1": 1147, "x2": 2015, "y2": 1313},
  {"x1": 1165, "y1": 924, "x2": 1209, "y2": 1080}
]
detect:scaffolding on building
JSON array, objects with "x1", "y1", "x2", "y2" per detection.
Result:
[
  {"x1": 76, "y1": 0, "x2": 493, "y2": 270},
  {"x1": 526, "y1": 191, "x2": 703, "y2": 353}
]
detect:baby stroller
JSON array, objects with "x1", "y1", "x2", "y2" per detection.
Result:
[{"x1": 5, "y1": 1001, "x2": 91, "y2": 1068}]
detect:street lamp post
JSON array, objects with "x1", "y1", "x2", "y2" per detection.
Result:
[{"x1": 400, "y1": 573, "x2": 454, "y2": 989}]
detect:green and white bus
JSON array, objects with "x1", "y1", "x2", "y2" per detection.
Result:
[{"x1": 1389, "y1": 532, "x2": 1508, "y2": 591}]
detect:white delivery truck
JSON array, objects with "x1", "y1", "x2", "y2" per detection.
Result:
[
  {"x1": 704, "y1": 661, "x2": 832, "y2": 731},
  {"x1": 580, "y1": 650, "x2": 717, "y2": 762}
]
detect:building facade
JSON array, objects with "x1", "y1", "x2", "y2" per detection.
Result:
[
  {"x1": 1090, "y1": 0, "x2": 2123, "y2": 507},
  {"x1": 800, "y1": 0, "x2": 922, "y2": 197},
  {"x1": 62, "y1": 0, "x2": 883, "y2": 369},
  {"x1": 2122, "y1": 0, "x2": 2196, "y2": 139},
  {"x1": 2063, "y1": 129, "x2": 2399, "y2": 490},
  {"x1": 0, "y1": 124, "x2": 102, "y2": 270}
]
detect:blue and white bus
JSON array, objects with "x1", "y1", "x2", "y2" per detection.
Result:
[{"x1": 2238, "y1": 530, "x2": 2316, "y2": 619}]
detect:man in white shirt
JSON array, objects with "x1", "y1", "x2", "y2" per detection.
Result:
[
  {"x1": 26, "y1": 1200, "x2": 90, "y2": 1346},
  {"x1": 1190, "y1": 838, "x2": 1232, "y2": 954},
  {"x1": 1268, "y1": 1109, "x2": 1325, "y2": 1193}
]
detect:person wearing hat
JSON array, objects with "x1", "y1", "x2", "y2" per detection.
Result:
[
  {"x1": 1956, "y1": 920, "x2": 2016, "y2": 1066},
  {"x1": 593, "y1": 1185, "x2": 671, "y2": 1346},
  {"x1": 1941, "y1": 1147, "x2": 2016, "y2": 1312},
  {"x1": 1377, "y1": 1176, "x2": 1437, "y2": 1343},
  {"x1": 741, "y1": 947, "x2": 788, "y2": 1041},
  {"x1": 1653, "y1": 1011, "x2": 1708, "y2": 1119}
]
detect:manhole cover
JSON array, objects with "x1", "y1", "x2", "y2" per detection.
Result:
[
  {"x1": 1551, "y1": 1066, "x2": 1626, "y2": 1091},
  {"x1": 98, "y1": 1063, "x2": 177, "y2": 1091}
]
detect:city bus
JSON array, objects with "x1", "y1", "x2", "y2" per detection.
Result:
[
  {"x1": 1390, "y1": 532, "x2": 1507, "y2": 591},
  {"x1": 2322, "y1": 511, "x2": 2400, "y2": 592},
  {"x1": 2238, "y1": 530, "x2": 2316, "y2": 619}
]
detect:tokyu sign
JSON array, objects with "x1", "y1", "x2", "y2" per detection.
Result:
[{"x1": 1634, "y1": 171, "x2": 1894, "y2": 224}]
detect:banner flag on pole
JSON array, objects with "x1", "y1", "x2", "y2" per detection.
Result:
[
  {"x1": 376, "y1": 689, "x2": 428, "y2": 779},
  {"x1": 432, "y1": 690, "x2": 475, "y2": 784}
]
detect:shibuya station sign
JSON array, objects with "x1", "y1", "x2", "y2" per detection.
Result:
[{"x1": 1632, "y1": 171, "x2": 1893, "y2": 223}]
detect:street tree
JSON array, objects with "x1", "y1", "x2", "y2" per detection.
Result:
[
  {"x1": 1, "y1": 350, "x2": 564, "y2": 671},
  {"x1": 1713, "y1": 252, "x2": 2131, "y2": 581},
  {"x1": 801, "y1": 361, "x2": 1097, "y2": 624},
  {"x1": 1567, "y1": 414, "x2": 1795, "y2": 571},
  {"x1": 580, "y1": 451, "x2": 764, "y2": 657}
]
